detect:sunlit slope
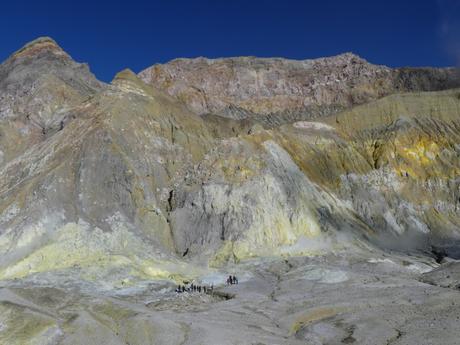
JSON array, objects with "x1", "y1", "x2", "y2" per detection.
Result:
[
  {"x1": 180, "y1": 89, "x2": 460, "y2": 260},
  {"x1": 0, "y1": 37, "x2": 104, "y2": 167},
  {"x1": 317, "y1": 90, "x2": 460, "y2": 252},
  {"x1": 0, "y1": 70, "x2": 215, "y2": 282},
  {"x1": 3, "y1": 80, "x2": 460, "y2": 283},
  {"x1": 0, "y1": 70, "x2": 373, "y2": 282}
]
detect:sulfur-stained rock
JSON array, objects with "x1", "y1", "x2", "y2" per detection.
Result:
[
  {"x1": 0, "y1": 36, "x2": 460, "y2": 345},
  {"x1": 0, "y1": 38, "x2": 459, "y2": 283}
]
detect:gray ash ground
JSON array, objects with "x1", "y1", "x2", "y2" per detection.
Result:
[
  {"x1": 1, "y1": 251, "x2": 460, "y2": 344},
  {"x1": 146, "y1": 290, "x2": 234, "y2": 312}
]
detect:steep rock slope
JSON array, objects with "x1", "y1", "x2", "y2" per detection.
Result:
[
  {"x1": 168, "y1": 89, "x2": 460, "y2": 262},
  {"x1": 139, "y1": 54, "x2": 459, "y2": 125},
  {"x1": 321, "y1": 90, "x2": 460, "y2": 255},
  {"x1": 0, "y1": 67, "x2": 217, "y2": 282},
  {"x1": 0, "y1": 37, "x2": 105, "y2": 166},
  {"x1": 0, "y1": 67, "x2": 364, "y2": 281}
]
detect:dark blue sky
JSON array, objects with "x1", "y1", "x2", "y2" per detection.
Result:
[{"x1": 1, "y1": 0, "x2": 459, "y2": 81}]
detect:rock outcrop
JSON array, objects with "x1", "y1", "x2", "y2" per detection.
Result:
[
  {"x1": 0, "y1": 37, "x2": 105, "y2": 166},
  {"x1": 139, "y1": 54, "x2": 460, "y2": 125}
]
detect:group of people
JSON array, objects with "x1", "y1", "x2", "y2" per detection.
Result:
[
  {"x1": 175, "y1": 283, "x2": 213, "y2": 294},
  {"x1": 226, "y1": 275, "x2": 238, "y2": 285},
  {"x1": 175, "y1": 275, "x2": 239, "y2": 294}
]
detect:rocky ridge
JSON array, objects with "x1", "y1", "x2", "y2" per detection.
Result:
[{"x1": 139, "y1": 54, "x2": 460, "y2": 126}]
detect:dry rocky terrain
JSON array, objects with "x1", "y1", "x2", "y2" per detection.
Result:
[{"x1": 0, "y1": 37, "x2": 459, "y2": 344}]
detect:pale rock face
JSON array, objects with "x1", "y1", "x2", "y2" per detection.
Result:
[
  {"x1": 293, "y1": 121, "x2": 336, "y2": 131},
  {"x1": 169, "y1": 134, "x2": 374, "y2": 265},
  {"x1": 170, "y1": 140, "x2": 327, "y2": 261}
]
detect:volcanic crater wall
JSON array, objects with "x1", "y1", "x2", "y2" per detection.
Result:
[{"x1": 0, "y1": 38, "x2": 459, "y2": 282}]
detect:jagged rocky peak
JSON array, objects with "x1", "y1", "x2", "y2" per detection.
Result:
[
  {"x1": 111, "y1": 68, "x2": 191, "y2": 103},
  {"x1": 113, "y1": 68, "x2": 141, "y2": 82},
  {"x1": 0, "y1": 37, "x2": 105, "y2": 166},
  {"x1": 10, "y1": 36, "x2": 70, "y2": 60},
  {"x1": 0, "y1": 36, "x2": 105, "y2": 120},
  {"x1": 112, "y1": 68, "x2": 150, "y2": 93},
  {"x1": 139, "y1": 53, "x2": 460, "y2": 124},
  {"x1": 3, "y1": 36, "x2": 104, "y2": 91}
]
